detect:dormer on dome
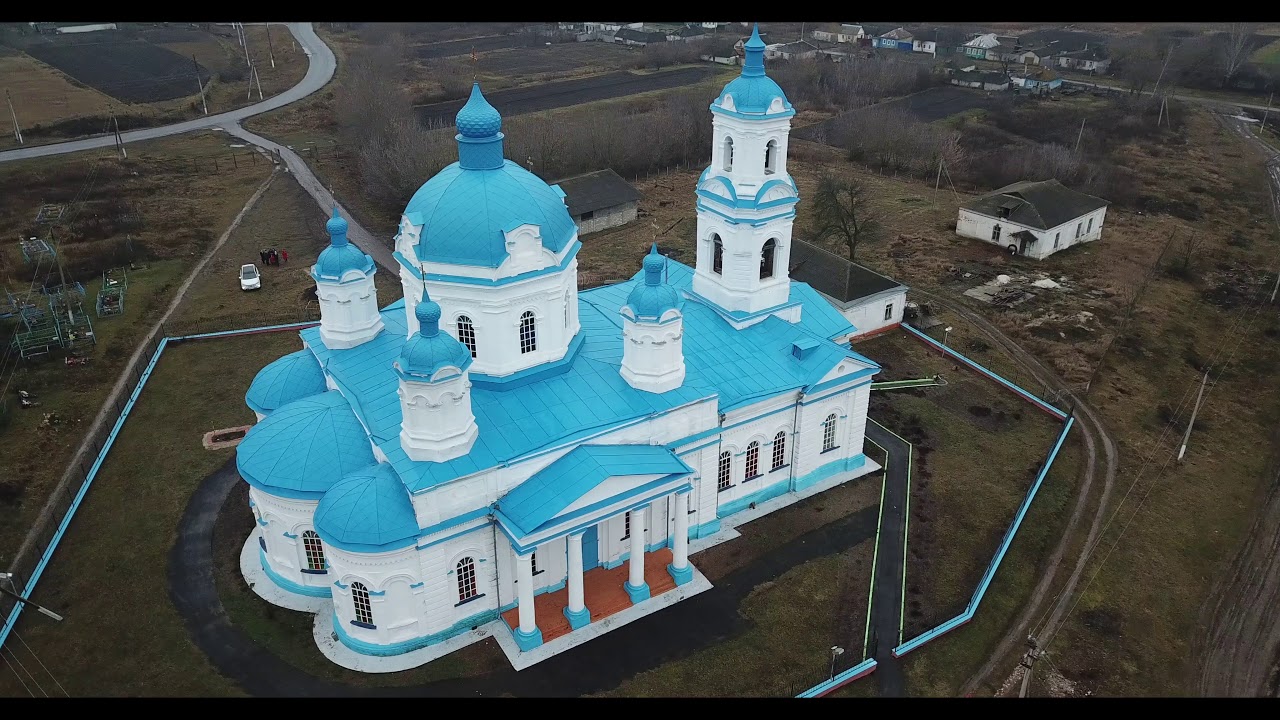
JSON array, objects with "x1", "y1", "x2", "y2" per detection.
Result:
[
  {"x1": 620, "y1": 245, "x2": 686, "y2": 394},
  {"x1": 394, "y1": 290, "x2": 478, "y2": 463},
  {"x1": 314, "y1": 207, "x2": 383, "y2": 350}
]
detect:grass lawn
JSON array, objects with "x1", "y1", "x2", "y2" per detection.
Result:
[
  {"x1": 0, "y1": 132, "x2": 271, "y2": 564},
  {"x1": 167, "y1": 172, "x2": 403, "y2": 336},
  {"x1": 0, "y1": 332, "x2": 302, "y2": 697},
  {"x1": 1248, "y1": 36, "x2": 1280, "y2": 65}
]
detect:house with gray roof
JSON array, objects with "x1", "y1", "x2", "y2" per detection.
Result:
[
  {"x1": 788, "y1": 239, "x2": 909, "y2": 341},
  {"x1": 552, "y1": 168, "x2": 641, "y2": 236},
  {"x1": 956, "y1": 179, "x2": 1110, "y2": 259}
]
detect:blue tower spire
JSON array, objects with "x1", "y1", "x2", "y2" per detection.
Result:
[
  {"x1": 326, "y1": 205, "x2": 349, "y2": 247},
  {"x1": 742, "y1": 24, "x2": 767, "y2": 78},
  {"x1": 455, "y1": 83, "x2": 505, "y2": 171}
]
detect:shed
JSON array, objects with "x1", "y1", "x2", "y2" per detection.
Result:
[
  {"x1": 552, "y1": 169, "x2": 642, "y2": 237},
  {"x1": 788, "y1": 240, "x2": 909, "y2": 342},
  {"x1": 956, "y1": 179, "x2": 1110, "y2": 259}
]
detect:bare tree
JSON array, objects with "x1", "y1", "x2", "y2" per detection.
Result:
[
  {"x1": 1220, "y1": 23, "x2": 1258, "y2": 85},
  {"x1": 810, "y1": 173, "x2": 881, "y2": 262},
  {"x1": 1171, "y1": 231, "x2": 1205, "y2": 277}
]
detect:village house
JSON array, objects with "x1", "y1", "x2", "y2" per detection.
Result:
[
  {"x1": 838, "y1": 24, "x2": 866, "y2": 43},
  {"x1": 551, "y1": 169, "x2": 641, "y2": 237},
  {"x1": 585, "y1": 21, "x2": 643, "y2": 35},
  {"x1": 767, "y1": 40, "x2": 823, "y2": 61},
  {"x1": 956, "y1": 179, "x2": 1109, "y2": 260},
  {"x1": 613, "y1": 28, "x2": 670, "y2": 47},
  {"x1": 810, "y1": 23, "x2": 843, "y2": 43},
  {"x1": 787, "y1": 240, "x2": 909, "y2": 342},
  {"x1": 1056, "y1": 46, "x2": 1112, "y2": 73},
  {"x1": 667, "y1": 25, "x2": 708, "y2": 43},
  {"x1": 875, "y1": 27, "x2": 914, "y2": 51},
  {"x1": 1012, "y1": 66, "x2": 1063, "y2": 93},
  {"x1": 950, "y1": 68, "x2": 1010, "y2": 91}
]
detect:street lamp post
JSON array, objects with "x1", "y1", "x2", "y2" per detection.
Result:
[
  {"x1": 0, "y1": 572, "x2": 63, "y2": 622},
  {"x1": 943, "y1": 325, "x2": 953, "y2": 350},
  {"x1": 829, "y1": 645, "x2": 844, "y2": 681}
]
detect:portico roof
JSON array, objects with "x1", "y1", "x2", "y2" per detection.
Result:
[{"x1": 495, "y1": 445, "x2": 694, "y2": 549}]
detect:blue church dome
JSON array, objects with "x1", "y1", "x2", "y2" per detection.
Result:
[
  {"x1": 625, "y1": 245, "x2": 681, "y2": 320},
  {"x1": 237, "y1": 390, "x2": 377, "y2": 498},
  {"x1": 313, "y1": 207, "x2": 375, "y2": 282},
  {"x1": 715, "y1": 24, "x2": 794, "y2": 115},
  {"x1": 314, "y1": 463, "x2": 420, "y2": 552},
  {"x1": 401, "y1": 83, "x2": 577, "y2": 269},
  {"x1": 397, "y1": 292, "x2": 473, "y2": 380},
  {"x1": 245, "y1": 349, "x2": 328, "y2": 416}
]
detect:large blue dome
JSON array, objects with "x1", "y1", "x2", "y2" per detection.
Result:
[
  {"x1": 314, "y1": 463, "x2": 419, "y2": 552},
  {"x1": 403, "y1": 83, "x2": 577, "y2": 269}
]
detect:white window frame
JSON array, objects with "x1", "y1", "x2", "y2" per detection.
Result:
[
  {"x1": 717, "y1": 451, "x2": 732, "y2": 491},
  {"x1": 771, "y1": 431, "x2": 787, "y2": 470},
  {"x1": 456, "y1": 315, "x2": 477, "y2": 358},
  {"x1": 519, "y1": 311, "x2": 537, "y2": 354},
  {"x1": 884, "y1": 302, "x2": 894, "y2": 321},
  {"x1": 745, "y1": 441, "x2": 760, "y2": 480},
  {"x1": 456, "y1": 557, "x2": 479, "y2": 603},
  {"x1": 302, "y1": 530, "x2": 326, "y2": 572},
  {"x1": 351, "y1": 581, "x2": 374, "y2": 627},
  {"x1": 822, "y1": 413, "x2": 839, "y2": 452}
]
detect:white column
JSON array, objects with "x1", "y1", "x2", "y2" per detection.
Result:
[
  {"x1": 628, "y1": 506, "x2": 646, "y2": 589},
  {"x1": 566, "y1": 533, "x2": 585, "y2": 613},
  {"x1": 673, "y1": 491, "x2": 690, "y2": 570},
  {"x1": 516, "y1": 550, "x2": 536, "y2": 634}
]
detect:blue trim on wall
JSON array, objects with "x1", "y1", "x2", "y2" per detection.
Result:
[
  {"x1": 415, "y1": 521, "x2": 490, "y2": 551},
  {"x1": 690, "y1": 518, "x2": 721, "y2": 539},
  {"x1": 806, "y1": 371, "x2": 876, "y2": 397},
  {"x1": 717, "y1": 477, "x2": 790, "y2": 518},
  {"x1": 282, "y1": 531, "x2": 298, "y2": 540},
  {"x1": 710, "y1": 104, "x2": 796, "y2": 121},
  {"x1": 409, "y1": 581, "x2": 424, "y2": 589},
  {"x1": 395, "y1": 241, "x2": 582, "y2": 287},
  {"x1": 695, "y1": 199, "x2": 797, "y2": 227},
  {"x1": 331, "y1": 608, "x2": 500, "y2": 657},
  {"x1": 792, "y1": 453, "x2": 867, "y2": 493},
  {"x1": 320, "y1": 532, "x2": 418, "y2": 555},
  {"x1": 259, "y1": 548, "x2": 332, "y2": 598}
]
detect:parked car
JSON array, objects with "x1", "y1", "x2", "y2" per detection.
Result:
[{"x1": 240, "y1": 263, "x2": 261, "y2": 291}]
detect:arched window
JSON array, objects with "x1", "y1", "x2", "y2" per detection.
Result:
[
  {"x1": 519, "y1": 311, "x2": 537, "y2": 354},
  {"x1": 712, "y1": 235, "x2": 724, "y2": 275},
  {"x1": 723, "y1": 136, "x2": 734, "y2": 172},
  {"x1": 302, "y1": 530, "x2": 326, "y2": 572},
  {"x1": 456, "y1": 315, "x2": 477, "y2": 358},
  {"x1": 717, "y1": 451, "x2": 732, "y2": 491},
  {"x1": 822, "y1": 413, "x2": 839, "y2": 452},
  {"x1": 457, "y1": 557, "x2": 478, "y2": 602},
  {"x1": 764, "y1": 139, "x2": 778, "y2": 175},
  {"x1": 771, "y1": 431, "x2": 787, "y2": 470},
  {"x1": 351, "y1": 581, "x2": 374, "y2": 626},
  {"x1": 760, "y1": 238, "x2": 777, "y2": 280},
  {"x1": 745, "y1": 441, "x2": 760, "y2": 480}
]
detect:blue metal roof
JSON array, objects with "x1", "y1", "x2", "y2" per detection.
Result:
[
  {"x1": 402, "y1": 84, "x2": 578, "y2": 269},
  {"x1": 236, "y1": 390, "x2": 376, "y2": 499},
  {"x1": 296, "y1": 259, "x2": 878, "y2": 494},
  {"x1": 314, "y1": 462, "x2": 420, "y2": 552},
  {"x1": 398, "y1": 294, "x2": 473, "y2": 380},
  {"x1": 625, "y1": 245, "x2": 681, "y2": 319},
  {"x1": 497, "y1": 445, "x2": 693, "y2": 537},
  {"x1": 717, "y1": 23, "x2": 793, "y2": 115},
  {"x1": 313, "y1": 208, "x2": 375, "y2": 282},
  {"x1": 245, "y1": 348, "x2": 328, "y2": 415}
]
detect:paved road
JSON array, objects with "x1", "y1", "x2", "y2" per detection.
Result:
[
  {"x1": 1061, "y1": 78, "x2": 1276, "y2": 114},
  {"x1": 169, "y1": 456, "x2": 879, "y2": 697},
  {"x1": 0, "y1": 23, "x2": 337, "y2": 164},
  {"x1": 864, "y1": 421, "x2": 909, "y2": 697}
]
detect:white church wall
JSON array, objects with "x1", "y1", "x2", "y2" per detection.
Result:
[
  {"x1": 249, "y1": 487, "x2": 329, "y2": 593},
  {"x1": 328, "y1": 543, "x2": 423, "y2": 649},
  {"x1": 415, "y1": 525, "x2": 500, "y2": 637},
  {"x1": 693, "y1": 209, "x2": 795, "y2": 315},
  {"x1": 317, "y1": 273, "x2": 384, "y2": 350},
  {"x1": 839, "y1": 287, "x2": 908, "y2": 341}
]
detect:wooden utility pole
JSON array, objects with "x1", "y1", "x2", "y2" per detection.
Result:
[
  {"x1": 265, "y1": 23, "x2": 276, "y2": 69},
  {"x1": 5, "y1": 89, "x2": 21, "y2": 144},
  {"x1": 192, "y1": 55, "x2": 208, "y2": 115},
  {"x1": 243, "y1": 24, "x2": 251, "y2": 67},
  {"x1": 1263, "y1": 91, "x2": 1273, "y2": 134},
  {"x1": 1177, "y1": 371, "x2": 1210, "y2": 462},
  {"x1": 252, "y1": 63, "x2": 264, "y2": 100},
  {"x1": 1074, "y1": 116, "x2": 1086, "y2": 153},
  {"x1": 934, "y1": 156, "x2": 943, "y2": 196},
  {"x1": 1150, "y1": 44, "x2": 1176, "y2": 105},
  {"x1": 1270, "y1": 268, "x2": 1280, "y2": 304}
]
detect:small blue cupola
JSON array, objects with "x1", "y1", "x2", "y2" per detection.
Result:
[
  {"x1": 714, "y1": 23, "x2": 794, "y2": 116},
  {"x1": 395, "y1": 289, "x2": 480, "y2": 462},
  {"x1": 624, "y1": 244, "x2": 681, "y2": 321},
  {"x1": 312, "y1": 207, "x2": 375, "y2": 282},
  {"x1": 455, "y1": 82, "x2": 505, "y2": 171},
  {"x1": 313, "y1": 206, "x2": 382, "y2": 350},
  {"x1": 397, "y1": 290, "x2": 474, "y2": 381}
]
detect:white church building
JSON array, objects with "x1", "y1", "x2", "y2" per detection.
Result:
[{"x1": 236, "y1": 26, "x2": 883, "y2": 670}]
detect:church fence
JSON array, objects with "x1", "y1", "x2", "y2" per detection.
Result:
[{"x1": 0, "y1": 320, "x2": 318, "y2": 652}]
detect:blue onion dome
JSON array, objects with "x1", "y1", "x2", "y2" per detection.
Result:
[
  {"x1": 236, "y1": 390, "x2": 377, "y2": 497},
  {"x1": 625, "y1": 244, "x2": 681, "y2": 321},
  {"x1": 245, "y1": 349, "x2": 328, "y2": 416},
  {"x1": 313, "y1": 206, "x2": 374, "y2": 282},
  {"x1": 456, "y1": 82, "x2": 502, "y2": 139},
  {"x1": 397, "y1": 290, "x2": 473, "y2": 380},
  {"x1": 716, "y1": 23, "x2": 793, "y2": 115},
  {"x1": 314, "y1": 463, "x2": 420, "y2": 552}
]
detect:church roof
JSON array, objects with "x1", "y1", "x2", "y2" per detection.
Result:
[
  {"x1": 313, "y1": 208, "x2": 375, "y2": 282},
  {"x1": 496, "y1": 445, "x2": 693, "y2": 537},
  {"x1": 298, "y1": 258, "x2": 877, "y2": 493},
  {"x1": 402, "y1": 84, "x2": 578, "y2": 269},
  {"x1": 245, "y1": 348, "x2": 329, "y2": 416},
  {"x1": 314, "y1": 462, "x2": 420, "y2": 552},
  {"x1": 397, "y1": 294, "x2": 473, "y2": 380},
  {"x1": 236, "y1": 390, "x2": 377, "y2": 499},
  {"x1": 716, "y1": 24, "x2": 793, "y2": 116},
  {"x1": 624, "y1": 245, "x2": 681, "y2": 320}
]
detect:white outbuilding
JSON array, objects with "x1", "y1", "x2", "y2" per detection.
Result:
[
  {"x1": 787, "y1": 240, "x2": 908, "y2": 343},
  {"x1": 956, "y1": 179, "x2": 1109, "y2": 260}
]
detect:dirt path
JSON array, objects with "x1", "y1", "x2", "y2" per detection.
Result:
[
  {"x1": 5, "y1": 167, "x2": 279, "y2": 581},
  {"x1": 1193, "y1": 110, "x2": 1280, "y2": 698},
  {"x1": 905, "y1": 289, "x2": 1120, "y2": 697}
]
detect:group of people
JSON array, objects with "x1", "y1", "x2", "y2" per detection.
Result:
[{"x1": 259, "y1": 248, "x2": 288, "y2": 266}]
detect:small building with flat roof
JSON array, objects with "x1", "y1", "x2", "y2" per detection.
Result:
[{"x1": 553, "y1": 169, "x2": 642, "y2": 236}]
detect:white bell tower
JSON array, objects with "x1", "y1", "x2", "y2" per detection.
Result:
[
  {"x1": 394, "y1": 293, "x2": 479, "y2": 463},
  {"x1": 692, "y1": 24, "x2": 800, "y2": 319},
  {"x1": 313, "y1": 208, "x2": 384, "y2": 350},
  {"x1": 620, "y1": 245, "x2": 685, "y2": 394}
]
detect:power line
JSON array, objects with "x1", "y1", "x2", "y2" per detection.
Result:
[
  {"x1": 1, "y1": 644, "x2": 46, "y2": 697},
  {"x1": 13, "y1": 630, "x2": 69, "y2": 697},
  {"x1": 1, "y1": 647, "x2": 35, "y2": 697}
]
